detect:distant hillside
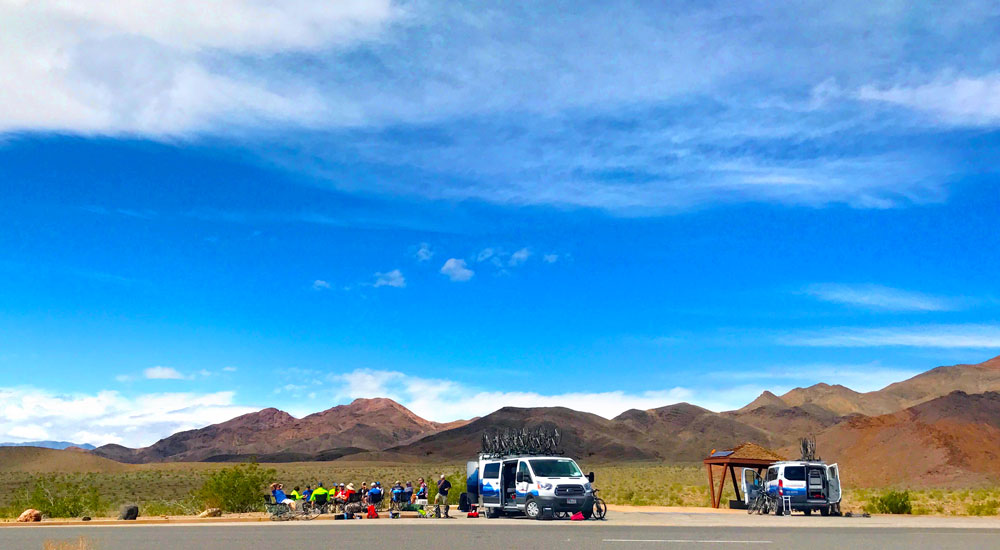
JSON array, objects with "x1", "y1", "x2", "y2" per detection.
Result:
[
  {"x1": 93, "y1": 398, "x2": 468, "y2": 463},
  {"x1": 800, "y1": 390, "x2": 1000, "y2": 487},
  {"x1": 0, "y1": 447, "x2": 128, "y2": 473},
  {"x1": 0, "y1": 441, "x2": 96, "y2": 451},
  {"x1": 742, "y1": 355, "x2": 1000, "y2": 418},
  {"x1": 75, "y1": 354, "x2": 1000, "y2": 492}
]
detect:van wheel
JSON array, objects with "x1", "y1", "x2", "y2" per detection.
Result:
[{"x1": 525, "y1": 499, "x2": 541, "y2": 520}]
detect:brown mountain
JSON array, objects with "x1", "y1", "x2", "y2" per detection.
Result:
[
  {"x1": 389, "y1": 406, "x2": 658, "y2": 461},
  {"x1": 614, "y1": 403, "x2": 775, "y2": 461},
  {"x1": 801, "y1": 391, "x2": 1000, "y2": 487},
  {"x1": 392, "y1": 403, "x2": 773, "y2": 463},
  {"x1": 93, "y1": 398, "x2": 464, "y2": 463},
  {"x1": 741, "y1": 355, "x2": 1000, "y2": 418}
]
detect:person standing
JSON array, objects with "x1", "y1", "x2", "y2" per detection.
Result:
[
  {"x1": 435, "y1": 474, "x2": 452, "y2": 518},
  {"x1": 415, "y1": 478, "x2": 428, "y2": 502}
]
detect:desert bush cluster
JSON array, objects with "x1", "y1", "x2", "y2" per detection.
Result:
[{"x1": 4, "y1": 462, "x2": 1000, "y2": 518}]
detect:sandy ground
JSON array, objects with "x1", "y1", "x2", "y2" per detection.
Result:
[{"x1": 4, "y1": 505, "x2": 1000, "y2": 530}]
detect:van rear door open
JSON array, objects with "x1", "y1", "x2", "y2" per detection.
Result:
[
  {"x1": 827, "y1": 464, "x2": 841, "y2": 504},
  {"x1": 741, "y1": 468, "x2": 761, "y2": 506}
]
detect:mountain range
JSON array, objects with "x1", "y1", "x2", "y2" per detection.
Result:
[
  {"x1": 87, "y1": 355, "x2": 1000, "y2": 487},
  {"x1": 0, "y1": 441, "x2": 96, "y2": 451}
]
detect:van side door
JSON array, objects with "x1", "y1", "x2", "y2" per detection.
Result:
[
  {"x1": 481, "y1": 461, "x2": 502, "y2": 508},
  {"x1": 516, "y1": 460, "x2": 533, "y2": 509}
]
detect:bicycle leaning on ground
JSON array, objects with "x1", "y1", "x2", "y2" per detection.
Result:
[
  {"x1": 265, "y1": 497, "x2": 320, "y2": 521},
  {"x1": 555, "y1": 488, "x2": 607, "y2": 520}
]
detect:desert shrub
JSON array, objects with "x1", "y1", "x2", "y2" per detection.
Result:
[
  {"x1": 193, "y1": 462, "x2": 275, "y2": 513},
  {"x1": 7, "y1": 477, "x2": 104, "y2": 518},
  {"x1": 865, "y1": 490, "x2": 912, "y2": 515},
  {"x1": 966, "y1": 500, "x2": 1000, "y2": 516}
]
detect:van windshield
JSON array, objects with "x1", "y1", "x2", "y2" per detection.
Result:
[{"x1": 529, "y1": 459, "x2": 583, "y2": 478}]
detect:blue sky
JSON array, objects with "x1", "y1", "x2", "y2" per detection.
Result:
[{"x1": 1, "y1": 1, "x2": 1000, "y2": 446}]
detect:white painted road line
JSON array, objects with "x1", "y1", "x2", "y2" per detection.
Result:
[{"x1": 603, "y1": 542, "x2": 771, "y2": 545}]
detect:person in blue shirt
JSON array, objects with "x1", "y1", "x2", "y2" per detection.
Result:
[
  {"x1": 302, "y1": 486, "x2": 313, "y2": 502},
  {"x1": 271, "y1": 483, "x2": 297, "y2": 510},
  {"x1": 368, "y1": 482, "x2": 384, "y2": 508}
]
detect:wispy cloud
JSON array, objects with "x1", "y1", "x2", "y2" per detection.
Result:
[
  {"x1": 328, "y1": 368, "x2": 696, "y2": 421},
  {"x1": 143, "y1": 366, "x2": 188, "y2": 380},
  {"x1": 440, "y1": 259, "x2": 474, "y2": 282},
  {"x1": 858, "y1": 74, "x2": 1000, "y2": 126},
  {"x1": 4, "y1": 2, "x2": 996, "y2": 211},
  {"x1": 707, "y1": 362, "x2": 919, "y2": 393},
  {"x1": 803, "y1": 283, "x2": 962, "y2": 312},
  {"x1": 373, "y1": 269, "x2": 406, "y2": 288},
  {"x1": 508, "y1": 248, "x2": 531, "y2": 267},
  {"x1": 781, "y1": 324, "x2": 1000, "y2": 349},
  {"x1": 415, "y1": 243, "x2": 433, "y2": 262},
  {"x1": 311, "y1": 279, "x2": 332, "y2": 291},
  {"x1": 543, "y1": 254, "x2": 559, "y2": 264}
]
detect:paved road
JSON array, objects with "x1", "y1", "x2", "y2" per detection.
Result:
[{"x1": 3, "y1": 522, "x2": 997, "y2": 550}]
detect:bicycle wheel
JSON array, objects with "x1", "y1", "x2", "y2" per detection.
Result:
[{"x1": 593, "y1": 498, "x2": 607, "y2": 520}]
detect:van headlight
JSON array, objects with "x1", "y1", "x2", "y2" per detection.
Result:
[
  {"x1": 537, "y1": 483, "x2": 553, "y2": 491},
  {"x1": 584, "y1": 483, "x2": 592, "y2": 493}
]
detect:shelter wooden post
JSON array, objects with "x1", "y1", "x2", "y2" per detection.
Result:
[
  {"x1": 706, "y1": 463, "x2": 715, "y2": 509},
  {"x1": 715, "y1": 466, "x2": 727, "y2": 508}
]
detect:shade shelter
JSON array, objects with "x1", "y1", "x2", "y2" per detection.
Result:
[{"x1": 703, "y1": 442, "x2": 785, "y2": 509}]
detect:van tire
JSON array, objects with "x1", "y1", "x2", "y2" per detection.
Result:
[{"x1": 525, "y1": 499, "x2": 541, "y2": 520}]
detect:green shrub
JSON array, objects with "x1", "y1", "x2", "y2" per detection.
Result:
[
  {"x1": 193, "y1": 462, "x2": 275, "y2": 513},
  {"x1": 966, "y1": 500, "x2": 1000, "y2": 516},
  {"x1": 7, "y1": 477, "x2": 104, "y2": 518},
  {"x1": 865, "y1": 490, "x2": 912, "y2": 515}
]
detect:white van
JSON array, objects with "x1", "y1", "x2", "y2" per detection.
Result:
[
  {"x1": 467, "y1": 453, "x2": 595, "y2": 519},
  {"x1": 742, "y1": 461, "x2": 842, "y2": 516}
]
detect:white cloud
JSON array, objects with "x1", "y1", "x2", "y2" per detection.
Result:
[
  {"x1": 858, "y1": 75, "x2": 1000, "y2": 125},
  {"x1": 327, "y1": 368, "x2": 698, "y2": 421},
  {"x1": 373, "y1": 269, "x2": 406, "y2": 288},
  {"x1": 143, "y1": 366, "x2": 188, "y2": 380},
  {"x1": 115, "y1": 374, "x2": 133, "y2": 383},
  {"x1": 803, "y1": 283, "x2": 961, "y2": 312},
  {"x1": 0, "y1": 0, "x2": 394, "y2": 135},
  {"x1": 3, "y1": 2, "x2": 996, "y2": 211},
  {"x1": 440, "y1": 258, "x2": 474, "y2": 282},
  {"x1": 508, "y1": 248, "x2": 531, "y2": 267},
  {"x1": 7, "y1": 424, "x2": 51, "y2": 441},
  {"x1": 415, "y1": 243, "x2": 433, "y2": 262},
  {"x1": 476, "y1": 249, "x2": 495, "y2": 263},
  {"x1": 782, "y1": 324, "x2": 1000, "y2": 349},
  {"x1": 312, "y1": 280, "x2": 332, "y2": 291},
  {"x1": 543, "y1": 254, "x2": 559, "y2": 264},
  {"x1": 0, "y1": 387, "x2": 256, "y2": 447},
  {"x1": 223, "y1": 366, "x2": 238, "y2": 372}
]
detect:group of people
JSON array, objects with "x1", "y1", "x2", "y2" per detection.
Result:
[{"x1": 270, "y1": 475, "x2": 453, "y2": 516}]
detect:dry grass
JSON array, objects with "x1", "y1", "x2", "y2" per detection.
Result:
[
  {"x1": 43, "y1": 537, "x2": 94, "y2": 550},
  {"x1": 3, "y1": 461, "x2": 1000, "y2": 518}
]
